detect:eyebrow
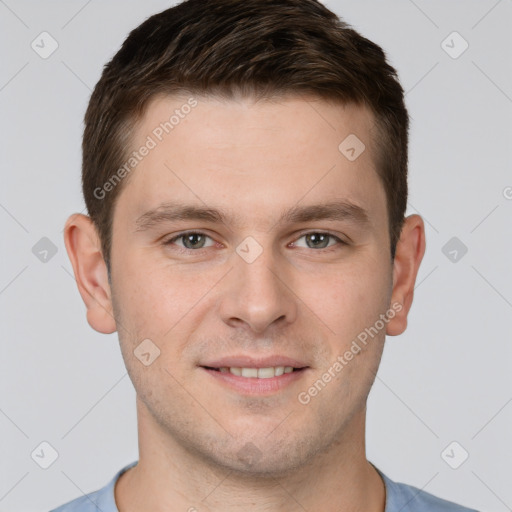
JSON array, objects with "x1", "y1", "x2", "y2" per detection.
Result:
[{"x1": 134, "y1": 200, "x2": 371, "y2": 232}]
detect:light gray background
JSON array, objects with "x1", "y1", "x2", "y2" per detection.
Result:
[{"x1": 1, "y1": 1, "x2": 511, "y2": 511}]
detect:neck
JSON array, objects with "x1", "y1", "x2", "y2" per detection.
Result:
[{"x1": 115, "y1": 398, "x2": 385, "y2": 512}]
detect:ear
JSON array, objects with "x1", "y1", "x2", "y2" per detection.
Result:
[
  {"x1": 386, "y1": 214, "x2": 426, "y2": 336},
  {"x1": 63, "y1": 213, "x2": 117, "y2": 334}
]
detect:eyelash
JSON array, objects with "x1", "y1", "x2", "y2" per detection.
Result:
[{"x1": 163, "y1": 231, "x2": 346, "y2": 254}]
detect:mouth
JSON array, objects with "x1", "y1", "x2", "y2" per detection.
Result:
[
  {"x1": 200, "y1": 358, "x2": 310, "y2": 395},
  {"x1": 202, "y1": 366, "x2": 308, "y2": 379}
]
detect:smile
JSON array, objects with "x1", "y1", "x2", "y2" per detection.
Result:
[
  {"x1": 201, "y1": 366, "x2": 309, "y2": 395},
  {"x1": 204, "y1": 366, "x2": 304, "y2": 378}
]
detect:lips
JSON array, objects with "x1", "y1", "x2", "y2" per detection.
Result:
[
  {"x1": 201, "y1": 362, "x2": 309, "y2": 394},
  {"x1": 200, "y1": 355, "x2": 309, "y2": 381},
  {"x1": 201, "y1": 355, "x2": 308, "y2": 370},
  {"x1": 205, "y1": 366, "x2": 303, "y2": 379}
]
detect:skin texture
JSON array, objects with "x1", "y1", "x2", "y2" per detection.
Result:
[{"x1": 64, "y1": 94, "x2": 425, "y2": 512}]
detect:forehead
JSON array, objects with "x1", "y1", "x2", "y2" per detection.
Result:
[{"x1": 114, "y1": 93, "x2": 385, "y2": 228}]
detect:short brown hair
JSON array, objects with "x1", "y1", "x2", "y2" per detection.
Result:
[{"x1": 82, "y1": 0, "x2": 409, "y2": 272}]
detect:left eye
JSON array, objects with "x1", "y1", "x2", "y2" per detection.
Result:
[
  {"x1": 292, "y1": 232, "x2": 342, "y2": 249},
  {"x1": 166, "y1": 232, "x2": 215, "y2": 250}
]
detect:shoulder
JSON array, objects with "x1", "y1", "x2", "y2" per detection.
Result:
[
  {"x1": 49, "y1": 489, "x2": 106, "y2": 512},
  {"x1": 49, "y1": 461, "x2": 138, "y2": 512},
  {"x1": 376, "y1": 466, "x2": 480, "y2": 512}
]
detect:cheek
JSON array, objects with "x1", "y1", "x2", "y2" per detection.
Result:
[
  {"x1": 113, "y1": 272, "x2": 169, "y2": 336},
  {"x1": 112, "y1": 256, "x2": 221, "y2": 344},
  {"x1": 111, "y1": 269, "x2": 196, "y2": 393},
  {"x1": 301, "y1": 263, "x2": 390, "y2": 341}
]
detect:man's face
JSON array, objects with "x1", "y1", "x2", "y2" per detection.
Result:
[{"x1": 109, "y1": 94, "x2": 394, "y2": 475}]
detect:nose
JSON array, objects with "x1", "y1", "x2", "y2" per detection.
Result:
[{"x1": 218, "y1": 243, "x2": 297, "y2": 334}]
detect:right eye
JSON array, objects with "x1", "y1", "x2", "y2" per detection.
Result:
[{"x1": 163, "y1": 231, "x2": 216, "y2": 251}]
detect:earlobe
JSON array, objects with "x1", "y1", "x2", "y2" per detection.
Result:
[
  {"x1": 386, "y1": 214, "x2": 426, "y2": 337},
  {"x1": 63, "y1": 213, "x2": 117, "y2": 334}
]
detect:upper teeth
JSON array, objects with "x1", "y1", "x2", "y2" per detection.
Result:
[{"x1": 219, "y1": 367, "x2": 295, "y2": 378}]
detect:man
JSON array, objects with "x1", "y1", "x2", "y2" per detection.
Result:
[{"x1": 52, "y1": 0, "x2": 478, "y2": 510}]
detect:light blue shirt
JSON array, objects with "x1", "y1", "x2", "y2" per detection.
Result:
[{"x1": 50, "y1": 460, "x2": 479, "y2": 511}]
